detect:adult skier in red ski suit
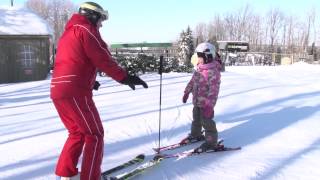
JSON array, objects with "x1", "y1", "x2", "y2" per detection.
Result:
[{"x1": 50, "y1": 2, "x2": 148, "y2": 180}]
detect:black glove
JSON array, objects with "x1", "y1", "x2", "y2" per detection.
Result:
[
  {"x1": 120, "y1": 75, "x2": 148, "y2": 90},
  {"x1": 93, "y1": 81, "x2": 100, "y2": 90}
]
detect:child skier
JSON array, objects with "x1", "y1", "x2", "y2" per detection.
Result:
[{"x1": 182, "y1": 42, "x2": 222, "y2": 153}]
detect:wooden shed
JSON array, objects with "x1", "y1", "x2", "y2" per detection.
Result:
[{"x1": 0, "y1": 6, "x2": 53, "y2": 83}]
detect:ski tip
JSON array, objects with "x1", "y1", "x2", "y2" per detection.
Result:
[
  {"x1": 218, "y1": 139, "x2": 224, "y2": 145},
  {"x1": 153, "y1": 154, "x2": 164, "y2": 161},
  {"x1": 136, "y1": 154, "x2": 145, "y2": 159},
  {"x1": 152, "y1": 148, "x2": 160, "y2": 152},
  {"x1": 223, "y1": 146, "x2": 242, "y2": 151}
]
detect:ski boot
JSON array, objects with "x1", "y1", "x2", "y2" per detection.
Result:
[
  {"x1": 193, "y1": 142, "x2": 217, "y2": 153},
  {"x1": 180, "y1": 133, "x2": 205, "y2": 145},
  {"x1": 193, "y1": 140, "x2": 224, "y2": 153}
]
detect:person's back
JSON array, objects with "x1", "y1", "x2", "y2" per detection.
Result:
[
  {"x1": 52, "y1": 14, "x2": 95, "y2": 98},
  {"x1": 51, "y1": 2, "x2": 148, "y2": 180},
  {"x1": 51, "y1": 14, "x2": 126, "y2": 99}
]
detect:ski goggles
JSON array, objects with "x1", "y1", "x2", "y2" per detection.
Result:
[{"x1": 196, "y1": 52, "x2": 206, "y2": 58}]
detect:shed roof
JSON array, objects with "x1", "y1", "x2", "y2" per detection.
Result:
[{"x1": 0, "y1": 5, "x2": 52, "y2": 36}]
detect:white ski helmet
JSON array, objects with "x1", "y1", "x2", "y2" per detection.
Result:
[
  {"x1": 191, "y1": 42, "x2": 216, "y2": 66},
  {"x1": 195, "y1": 42, "x2": 216, "y2": 57},
  {"x1": 79, "y1": 2, "x2": 109, "y2": 24}
]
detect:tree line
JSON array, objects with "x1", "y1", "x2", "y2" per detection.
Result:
[
  {"x1": 25, "y1": 0, "x2": 318, "y2": 55},
  {"x1": 24, "y1": 0, "x2": 318, "y2": 73},
  {"x1": 192, "y1": 4, "x2": 318, "y2": 54}
]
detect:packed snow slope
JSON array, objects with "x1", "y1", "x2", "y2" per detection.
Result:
[{"x1": 1, "y1": 62, "x2": 320, "y2": 180}]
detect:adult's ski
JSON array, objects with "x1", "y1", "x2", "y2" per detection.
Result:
[
  {"x1": 109, "y1": 156, "x2": 163, "y2": 180},
  {"x1": 101, "y1": 154, "x2": 145, "y2": 180}
]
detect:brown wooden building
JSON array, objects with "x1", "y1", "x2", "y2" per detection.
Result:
[{"x1": 0, "y1": 6, "x2": 53, "y2": 83}]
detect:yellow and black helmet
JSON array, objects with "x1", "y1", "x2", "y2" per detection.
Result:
[{"x1": 79, "y1": 2, "x2": 108, "y2": 24}]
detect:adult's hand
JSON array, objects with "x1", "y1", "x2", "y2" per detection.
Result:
[{"x1": 120, "y1": 74, "x2": 148, "y2": 90}]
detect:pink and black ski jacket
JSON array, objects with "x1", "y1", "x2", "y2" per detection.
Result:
[{"x1": 184, "y1": 60, "x2": 221, "y2": 108}]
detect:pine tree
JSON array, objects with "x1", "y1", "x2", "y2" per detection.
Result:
[
  {"x1": 177, "y1": 30, "x2": 187, "y2": 65},
  {"x1": 177, "y1": 26, "x2": 195, "y2": 69},
  {"x1": 185, "y1": 26, "x2": 195, "y2": 65}
]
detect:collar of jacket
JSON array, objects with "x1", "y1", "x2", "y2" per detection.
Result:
[
  {"x1": 65, "y1": 13, "x2": 95, "y2": 30},
  {"x1": 198, "y1": 62, "x2": 215, "y2": 70}
]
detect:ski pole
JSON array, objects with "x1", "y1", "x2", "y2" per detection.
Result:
[{"x1": 158, "y1": 55, "x2": 163, "y2": 153}]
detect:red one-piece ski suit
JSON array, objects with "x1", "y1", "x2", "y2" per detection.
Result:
[{"x1": 50, "y1": 14, "x2": 127, "y2": 180}]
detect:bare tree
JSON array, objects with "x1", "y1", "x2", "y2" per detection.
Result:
[
  {"x1": 303, "y1": 14, "x2": 312, "y2": 52},
  {"x1": 246, "y1": 15, "x2": 262, "y2": 51},
  {"x1": 281, "y1": 16, "x2": 287, "y2": 53},
  {"x1": 267, "y1": 8, "x2": 284, "y2": 52},
  {"x1": 235, "y1": 4, "x2": 252, "y2": 41},
  {"x1": 286, "y1": 16, "x2": 294, "y2": 53},
  {"x1": 208, "y1": 15, "x2": 226, "y2": 43},
  {"x1": 194, "y1": 23, "x2": 207, "y2": 45},
  {"x1": 26, "y1": 0, "x2": 50, "y2": 19},
  {"x1": 224, "y1": 13, "x2": 237, "y2": 40},
  {"x1": 25, "y1": 0, "x2": 76, "y2": 44},
  {"x1": 311, "y1": 8, "x2": 317, "y2": 45},
  {"x1": 304, "y1": 8, "x2": 316, "y2": 53}
]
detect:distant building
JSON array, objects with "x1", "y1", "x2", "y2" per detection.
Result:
[{"x1": 0, "y1": 6, "x2": 53, "y2": 83}]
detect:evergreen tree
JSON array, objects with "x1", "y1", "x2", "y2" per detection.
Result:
[
  {"x1": 185, "y1": 26, "x2": 195, "y2": 64},
  {"x1": 177, "y1": 30, "x2": 187, "y2": 65},
  {"x1": 177, "y1": 26, "x2": 195, "y2": 68}
]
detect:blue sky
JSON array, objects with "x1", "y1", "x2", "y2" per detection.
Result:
[{"x1": 2, "y1": 0, "x2": 320, "y2": 43}]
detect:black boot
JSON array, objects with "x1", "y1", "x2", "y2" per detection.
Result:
[
  {"x1": 180, "y1": 134, "x2": 205, "y2": 145},
  {"x1": 193, "y1": 141, "x2": 217, "y2": 153}
]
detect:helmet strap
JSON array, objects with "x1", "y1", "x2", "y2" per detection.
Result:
[{"x1": 202, "y1": 54, "x2": 214, "y2": 64}]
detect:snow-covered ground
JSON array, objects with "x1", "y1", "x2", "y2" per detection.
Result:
[{"x1": 1, "y1": 62, "x2": 320, "y2": 180}]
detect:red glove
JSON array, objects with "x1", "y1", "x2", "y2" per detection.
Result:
[{"x1": 182, "y1": 93, "x2": 189, "y2": 103}]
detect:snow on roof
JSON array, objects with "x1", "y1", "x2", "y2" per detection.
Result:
[{"x1": 0, "y1": 5, "x2": 53, "y2": 36}]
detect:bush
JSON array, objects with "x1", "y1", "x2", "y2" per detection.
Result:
[{"x1": 113, "y1": 54, "x2": 193, "y2": 74}]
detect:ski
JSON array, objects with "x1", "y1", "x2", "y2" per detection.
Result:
[
  {"x1": 153, "y1": 133, "x2": 205, "y2": 152},
  {"x1": 109, "y1": 156, "x2": 163, "y2": 180},
  {"x1": 101, "y1": 154, "x2": 145, "y2": 180},
  {"x1": 159, "y1": 141, "x2": 241, "y2": 159},
  {"x1": 152, "y1": 140, "x2": 201, "y2": 152}
]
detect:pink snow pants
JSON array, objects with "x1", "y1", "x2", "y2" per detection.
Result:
[{"x1": 53, "y1": 96, "x2": 104, "y2": 180}]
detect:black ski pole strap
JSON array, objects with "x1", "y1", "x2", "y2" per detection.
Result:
[{"x1": 159, "y1": 55, "x2": 163, "y2": 75}]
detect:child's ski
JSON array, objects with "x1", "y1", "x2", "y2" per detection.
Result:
[
  {"x1": 109, "y1": 156, "x2": 163, "y2": 180},
  {"x1": 152, "y1": 139, "x2": 203, "y2": 152},
  {"x1": 101, "y1": 154, "x2": 145, "y2": 180},
  {"x1": 153, "y1": 133, "x2": 205, "y2": 152},
  {"x1": 160, "y1": 142, "x2": 241, "y2": 159}
]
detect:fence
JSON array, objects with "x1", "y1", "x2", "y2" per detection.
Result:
[{"x1": 221, "y1": 51, "x2": 317, "y2": 66}]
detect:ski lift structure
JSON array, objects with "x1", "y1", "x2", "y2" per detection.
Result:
[{"x1": 217, "y1": 41, "x2": 250, "y2": 66}]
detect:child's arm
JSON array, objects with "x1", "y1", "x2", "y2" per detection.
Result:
[
  {"x1": 184, "y1": 73, "x2": 195, "y2": 94},
  {"x1": 207, "y1": 67, "x2": 221, "y2": 107},
  {"x1": 182, "y1": 73, "x2": 195, "y2": 103}
]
